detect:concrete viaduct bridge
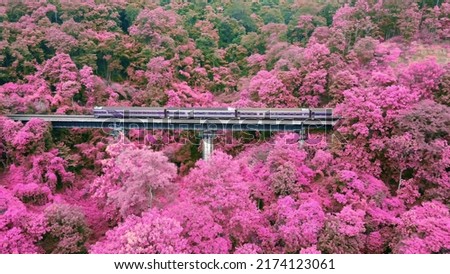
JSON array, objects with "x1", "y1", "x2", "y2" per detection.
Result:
[{"x1": 7, "y1": 110, "x2": 339, "y2": 160}]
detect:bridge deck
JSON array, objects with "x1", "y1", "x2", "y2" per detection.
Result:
[{"x1": 6, "y1": 114, "x2": 339, "y2": 132}]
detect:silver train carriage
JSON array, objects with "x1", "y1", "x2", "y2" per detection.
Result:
[
  {"x1": 93, "y1": 106, "x2": 166, "y2": 118},
  {"x1": 93, "y1": 106, "x2": 238, "y2": 119},
  {"x1": 168, "y1": 107, "x2": 236, "y2": 119},
  {"x1": 237, "y1": 108, "x2": 311, "y2": 119},
  {"x1": 93, "y1": 106, "x2": 334, "y2": 119}
]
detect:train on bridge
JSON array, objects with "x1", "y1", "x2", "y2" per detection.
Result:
[{"x1": 93, "y1": 106, "x2": 333, "y2": 120}]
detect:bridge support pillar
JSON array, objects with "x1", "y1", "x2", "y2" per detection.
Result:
[
  {"x1": 298, "y1": 127, "x2": 306, "y2": 148},
  {"x1": 202, "y1": 131, "x2": 215, "y2": 161},
  {"x1": 111, "y1": 124, "x2": 128, "y2": 139}
]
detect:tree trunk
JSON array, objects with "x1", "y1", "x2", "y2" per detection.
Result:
[{"x1": 398, "y1": 169, "x2": 404, "y2": 190}]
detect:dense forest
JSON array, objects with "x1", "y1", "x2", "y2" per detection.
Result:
[{"x1": 0, "y1": 0, "x2": 449, "y2": 254}]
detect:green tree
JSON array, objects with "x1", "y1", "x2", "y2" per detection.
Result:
[
  {"x1": 260, "y1": 7, "x2": 285, "y2": 24},
  {"x1": 216, "y1": 17, "x2": 246, "y2": 48},
  {"x1": 224, "y1": 2, "x2": 258, "y2": 32}
]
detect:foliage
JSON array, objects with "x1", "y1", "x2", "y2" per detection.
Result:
[
  {"x1": 91, "y1": 142, "x2": 177, "y2": 220},
  {"x1": 90, "y1": 209, "x2": 188, "y2": 254},
  {"x1": 41, "y1": 203, "x2": 91, "y2": 254}
]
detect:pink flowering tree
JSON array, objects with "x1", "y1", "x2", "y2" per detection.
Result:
[
  {"x1": 0, "y1": 77, "x2": 52, "y2": 114},
  {"x1": 45, "y1": 27, "x2": 79, "y2": 53},
  {"x1": 38, "y1": 53, "x2": 82, "y2": 113},
  {"x1": 436, "y1": 64, "x2": 450, "y2": 105},
  {"x1": 7, "y1": 149, "x2": 74, "y2": 194},
  {"x1": 244, "y1": 70, "x2": 298, "y2": 107},
  {"x1": 129, "y1": 7, "x2": 187, "y2": 52},
  {"x1": 311, "y1": 26, "x2": 347, "y2": 54},
  {"x1": 79, "y1": 65, "x2": 119, "y2": 108},
  {"x1": 399, "y1": 59, "x2": 445, "y2": 100},
  {"x1": 165, "y1": 82, "x2": 216, "y2": 107},
  {"x1": 0, "y1": 117, "x2": 74, "y2": 204},
  {"x1": 234, "y1": 243, "x2": 263, "y2": 254},
  {"x1": 422, "y1": 3, "x2": 450, "y2": 41},
  {"x1": 296, "y1": 42, "x2": 331, "y2": 107},
  {"x1": 180, "y1": 151, "x2": 274, "y2": 251},
  {"x1": 40, "y1": 204, "x2": 91, "y2": 254},
  {"x1": 238, "y1": 134, "x2": 314, "y2": 207},
  {"x1": 397, "y1": 3, "x2": 422, "y2": 41},
  {"x1": 0, "y1": 187, "x2": 46, "y2": 254},
  {"x1": 9, "y1": 118, "x2": 52, "y2": 158},
  {"x1": 289, "y1": 15, "x2": 325, "y2": 45},
  {"x1": 335, "y1": 84, "x2": 420, "y2": 176},
  {"x1": 90, "y1": 209, "x2": 188, "y2": 254},
  {"x1": 0, "y1": 118, "x2": 23, "y2": 165},
  {"x1": 91, "y1": 142, "x2": 177, "y2": 220},
  {"x1": 163, "y1": 202, "x2": 231, "y2": 254},
  {"x1": 318, "y1": 206, "x2": 367, "y2": 254},
  {"x1": 388, "y1": 100, "x2": 450, "y2": 202},
  {"x1": 391, "y1": 201, "x2": 450, "y2": 254},
  {"x1": 265, "y1": 197, "x2": 325, "y2": 253},
  {"x1": 332, "y1": 3, "x2": 376, "y2": 47}
]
